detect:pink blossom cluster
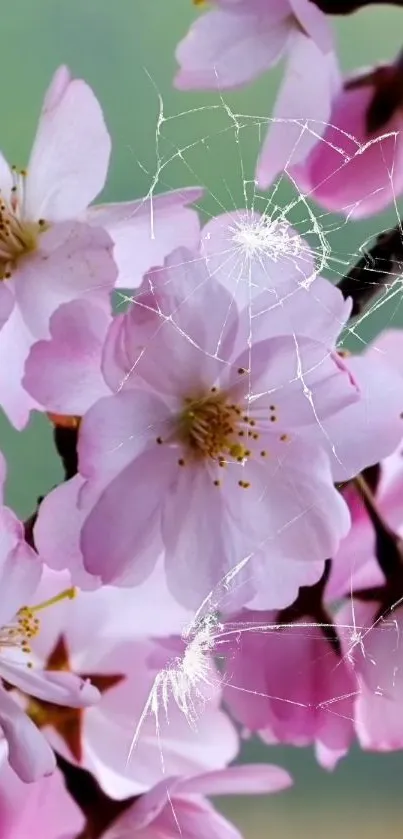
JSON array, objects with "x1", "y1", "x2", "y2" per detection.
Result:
[
  {"x1": 176, "y1": 0, "x2": 403, "y2": 217},
  {"x1": 0, "y1": 10, "x2": 403, "y2": 833}
]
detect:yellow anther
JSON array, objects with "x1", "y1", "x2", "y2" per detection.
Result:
[{"x1": 228, "y1": 443, "x2": 247, "y2": 460}]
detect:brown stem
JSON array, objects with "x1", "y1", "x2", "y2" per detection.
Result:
[
  {"x1": 57, "y1": 755, "x2": 136, "y2": 839},
  {"x1": 278, "y1": 560, "x2": 342, "y2": 656},
  {"x1": 354, "y1": 474, "x2": 403, "y2": 581},
  {"x1": 311, "y1": 0, "x2": 403, "y2": 14},
  {"x1": 337, "y1": 224, "x2": 403, "y2": 318}
]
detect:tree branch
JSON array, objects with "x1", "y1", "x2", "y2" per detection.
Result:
[
  {"x1": 312, "y1": 0, "x2": 403, "y2": 14},
  {"x1": 337, "y1": 224, "x2": 403, "y2": 318}
]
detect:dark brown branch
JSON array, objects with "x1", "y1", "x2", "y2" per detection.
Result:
[
  {"x1": 311, "y1": 0, "x2": 403, "y2": 14},
  {"x1": 57, "y1": 754, "x2": 136, "y2": 839},
  {"x1": 354, "y1": 474, "x2": 403, "y2": 582},
  {"x1": 23, "y1": 415, "x2": 80, "y2": 549},
  {"x1": 53, "y1": 424, "x2": 79, "y2": 480},
  {"x1": 278, "y1": 559, "x2": 342, "y2": 656},
  {"x1": 337, "y1": 224, "x2": 403, "y2": 318}
]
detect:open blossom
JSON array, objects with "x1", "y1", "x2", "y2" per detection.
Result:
[
  {"x1": 174, "y1": 0, "x2": 332, "y2": 90},
  {"x1": 0, "y1": 453, "x2": 100, "y2": 781},
  {"x1": 35, "y1": 246, "x2": 361, "y2": 608},
  {"x1": 0, "y1": 65, "x2": 202, "y2": 429},
  {"x1": 0, "y1": 762, "x2": 84, "y2": 839},
  {"x1": 258, "y1": 44, "x2": 403, "y2": 216},
  {"x1": 23, "y1": 567, "x2": 238, "y2": 799},
  {"x1": 222, "y1": 609, "x2": 357, "y2": 769}
]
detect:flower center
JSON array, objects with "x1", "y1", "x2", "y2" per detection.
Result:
[
  {"x1": 176, "y1": 390, "x2": 252, "y2": 465},
  {"x1": 0, "y1": 587, "x2": 76, "y2": 661},
  {"x1": 156, "y1": 382, "x2": 292, "y2": 488},
  {"x1": 0, "y1": 168, "x2": 48, "y2": 280}
]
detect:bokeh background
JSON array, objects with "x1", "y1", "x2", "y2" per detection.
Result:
[{"x1": 2, "y1": 1, "x2": 403, "y2": 835}]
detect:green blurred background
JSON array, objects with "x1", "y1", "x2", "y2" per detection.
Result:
[{"x1": 2, "y1": 1, "x2": 403, "y2": 835}]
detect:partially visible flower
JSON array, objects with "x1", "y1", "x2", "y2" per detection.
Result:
[
  {"x1": 101, "y1": 764, "x2": 292, "y2": 839},
  {"x1": 0, "y1": 65, "x2": 202, "y2": 428},
  {"x1": 174, "y1": 0, "x2": 332, "y2": 90},
  {"x1": 23, "y1": 567, "x2": 238, "y2": 800},
  {"x1": 0, "y1": 762, "x2": 84, "y2": 839},
  {"x1": 324, "y1": 328, "x2": 403, "y2": 599},
  {"x1": 259, "y1": 46, "x2": 403, "y2": 217},
  {"x1": 337, "y1": 598, "x2": 403, "y2": 753},
  {"x1": 0, "y1": 453, "x2": 100, "y2": 781},
  {"x1": 222, "y1": 609, "x2": 357, "y2": 769}
]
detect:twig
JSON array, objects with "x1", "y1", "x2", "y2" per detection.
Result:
[
  {"x1": 312, "y1": 0, "x2": 403, "y2": 14},
  {"x1": 337, "y1": 224, "x2": 403, "y2": 318}
]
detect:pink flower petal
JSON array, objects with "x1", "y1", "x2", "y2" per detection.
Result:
[
  {"x1": 0, "y1": 534, "x2": 43, "y2": 627},
  {"x1": 243, "y1": 556, "x2": 324, "y2": 611},
  {"x1": 23, "y1": 299, "x2": 111, "y2": 415},
  {"x1": 231, "y1": 335, "x2": 359, "y2": 428},
  {"x1": 15, "y1": 221, "x2": 116, "y2": 339},
  {"x1": 0, "y1": 284, "x2": 14, "y2": 331},
  {"x1": 0, "y1": 661, "x2": 100, "y2": 709},
  {"x1": 81, "y1": 446, "x2": 177, "y2": 584},
  {"x1": 162, "y1": 465, "x2": 256, "y2": 608},
  {"x1": 302, "y1": 353, "x2": 403, "y2": 482},
  {"x1": 175, "y1": 8, "x2": 290, "y2": 90},
  {"x1": 86, "y1": 188, "x2": 203, "y2": 289},
  {"x1": 78, "y1": 389, "x2": 172, "y2": 481},
  {"x1": 200, "y1": 209, "x2": 316, "y2": 311},
  {"x1": 0, "y1": 688, "x2": 56, "y2": 782},
  {"x1": 106, "y1": 248, "x2": 238, "y2": 398},
  {"x1": 289, "y1": 0, "x2": 333, "y2": 52},
  {"x1": 25, "y1": 70, "x2": 111, "y2": 221},
  {"x1": 0, "y1": 764, "x2": 84, "y2": 839},
  {"x1": 0, "y1": 306, "x2": 38, "y2": 429},
  {"x1": 33, "y1": 476, "x2": 100, "y2": 590},
  {"x1": 257, "y1": 34, "x2": 340, "y2": 188},
  {"x1": 178, "y1": 763, "x2": 292, "y2": 796},
  {"x1": 291, "y1": 81, "x2": 403, "y2": 218}
]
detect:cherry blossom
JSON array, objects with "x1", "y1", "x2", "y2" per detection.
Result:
[
  {"x1": 174, "y1": 0, "x2": 333, "y2": 90},
  {"x1": 258, "y1": 45, "x2": 403, "y2": 216},
  {"x1": 24, "y1": 567, "x2": 238, "y2": 799},
  {"x1": 0, "y1": 65, "x2": 203, "y2": 428},
  {"x1": 0, "y1": 453, "x2": 100, "y2": 781},
  {"x1": 222, "y1": 609, "x2": 357, "y2": 769},
  {"x1": 34, "y1": 247, "x2": 361, "y2": 607}
]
